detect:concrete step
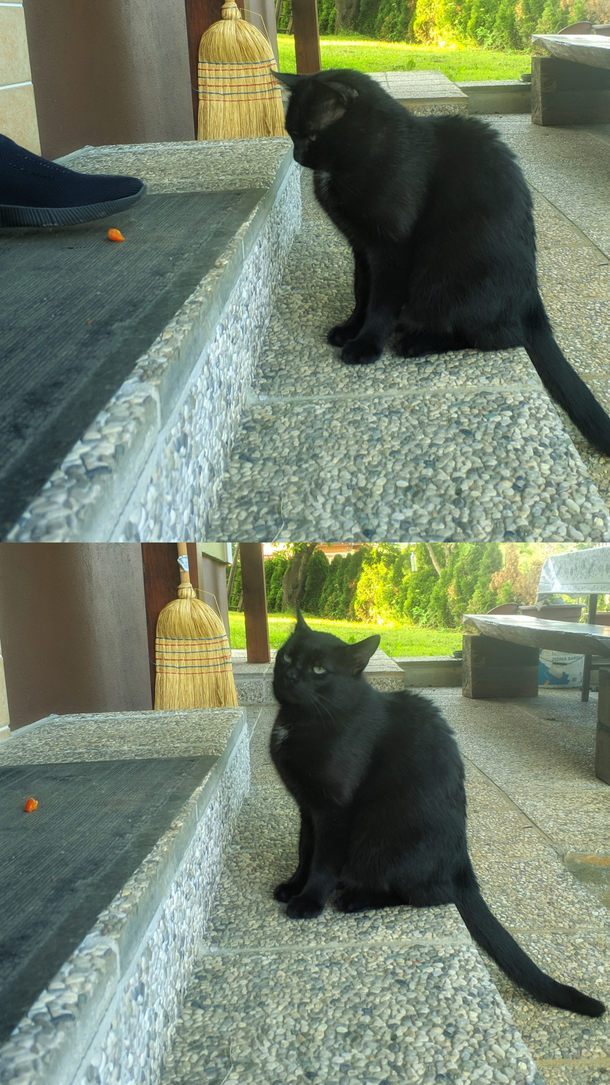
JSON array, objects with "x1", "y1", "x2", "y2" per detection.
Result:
[
  {"x1": 232, "y1": 648, "x2": 404, "y2": 705},
  {"x1": 0, "y1": 707, "x2": 249, "y2": 1085},
  {"x1": 7, "y1": 139, "x2": 301, "y2": 542},
  {"x1": 205, "y1": 160, "x2": 610, "y2": 544},
  {"x1": 370, "y1": 70, "x2": 468, "y2": 115},
  {"x1": 458, "y1": 79, "x2": 531, "y2": 115},
  {"x1": 395, "y1": 654, "x2": 462, "y2": 687}
]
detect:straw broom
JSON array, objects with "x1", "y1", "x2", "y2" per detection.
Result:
[
  {"x1": 154, "y1": 544, "x2": 238, "y2": 710},
  {"x1": 197, "y1": 0, "x2": 286, "y2": 141}
]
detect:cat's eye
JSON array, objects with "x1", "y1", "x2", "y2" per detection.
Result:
[
  {"x1": 312, "y1": 665, "x2": 326, "y2": 675},
  {"x1": 283, "y1": 653, "x2": 292, "y2": 664}
]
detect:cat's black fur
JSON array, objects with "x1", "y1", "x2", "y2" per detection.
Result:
[
  {"x1": 275, "y1": 68, "x2": 610, "y2": 456},
  {"x1": 270, "y1": 612, "x2": 605, "y2": 1017}
]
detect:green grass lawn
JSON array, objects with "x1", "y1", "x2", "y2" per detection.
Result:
[
  {"x1": 277, "y1": 34, "x2": 529, "y2": 81},
  {"x1": 229, "y1": 612, "x2": 463, "y2": 656}
]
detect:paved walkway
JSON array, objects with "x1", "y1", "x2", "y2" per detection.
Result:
[
  {"x1": 160, "y1": 686, "x2": 610, "y2": 1085},
  {"x1": 205, "y1": 117, "x2": 610, "y2": 544}
]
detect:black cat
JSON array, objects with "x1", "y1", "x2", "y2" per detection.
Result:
[
  {"x1": 270, "y1": 612, "x2": 605, "y2": 1017},
  {"x1": 275, "y1": 68, "x2": 610, "y2": 457}
]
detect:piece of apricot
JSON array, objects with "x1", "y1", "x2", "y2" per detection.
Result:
[
  {"x1": 24, "y1": 797, "x2": 38, "y2": 812},
  {"x1": 108, "y1": 228, "x2": 125, "y2": 242}
]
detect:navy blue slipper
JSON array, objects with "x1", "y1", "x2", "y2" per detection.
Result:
[{"x1": 0, "y1": 135, "x2": 146, "y2": 227}]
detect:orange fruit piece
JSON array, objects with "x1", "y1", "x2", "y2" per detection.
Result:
[
  {"x1": 24, "y1": 797, "x2": 38, "y2": 812},
  {"x1": 108, "y1": 228, "x2": 125, "y2": 242}
]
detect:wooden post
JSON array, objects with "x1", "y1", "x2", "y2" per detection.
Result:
[
  {"x1": 462, "y1": 634, "x2": 539, "y2": 699},
  {"x1": 581, "y1": 592, "x2": 598, "y2": 703},
  {"x1": 292, "y1": 0, "x2": 321, "y2": 73},
  {"x1": 596, "y1": 667, "x2": 610, "y2": 785},
  {"x1": 240, "y1": 543, "x2": 271, "y2": 663}
]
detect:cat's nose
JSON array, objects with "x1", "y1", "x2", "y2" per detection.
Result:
[{"x1": 293, "y1": 139, "x2": 308, "y2": 165}]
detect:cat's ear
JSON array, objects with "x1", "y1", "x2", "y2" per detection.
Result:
[
  {"x1": 348, "y1": 634, "x2": 381, "y2": 675},
  {"x1": 295, "y1": 605, "x2": 310, "y2": 632},
  {"x1": 272, "y1": 71, "x2": 303, "y2": 91},
  {"x1": 314, "y1": 82, "x2": 358, "y2": 130},
  {"x1": 325, "y1": 81, "x2": 359, "y2": 107}
]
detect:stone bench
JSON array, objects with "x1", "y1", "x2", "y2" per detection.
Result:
[
  {"x1": 531, "y1": 33, "x2": 610, "y2": 124},
  {"x1": 461, "y1": 612, "x2": 610, "y2": 784}
]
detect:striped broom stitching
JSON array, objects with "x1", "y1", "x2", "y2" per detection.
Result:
[
  {"x1": 156, "y1": 636, "x2": 233, "y2": 673},
  {"x1": 198, "y1": 65, "x2": 283, "y2": 99},
  {"x1": 198, "y1": 60, "x2": 285, "y2": 140}
]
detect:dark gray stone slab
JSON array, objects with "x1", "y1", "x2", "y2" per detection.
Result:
[
  {"x1": 0, "y1": 755, "x2": 216, "y2": 1043},
  {"x1": 0, "y1": 189, "x2": 264, "y2": 537}
]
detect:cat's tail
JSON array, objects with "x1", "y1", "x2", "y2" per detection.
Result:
[
  {"x1": 522, "y1": 301, "x2": 610, "y2": 456},
  {"x1": 454, "y1": 881, "x2": 605, "y2": 1017}
]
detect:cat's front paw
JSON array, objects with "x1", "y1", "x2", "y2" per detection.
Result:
[
  {"x1": 341, "y1": 336, "x2": 382, "y2": 366},
  {"x1": 286, "y1": 892, "x2": 325, "y2": 919},
  {"x1": 327, "y1": 322, "x2": 358, "y2": 348},
  {"x1": 273, "y1": 880, "x2": 300, "y2": 903}
]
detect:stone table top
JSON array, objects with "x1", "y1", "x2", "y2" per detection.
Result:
[
  {"x1": 463, "y1": 612, "x2": 610, "y2": 654},
  {"x1": 532, "y1": 33, "x2": 610, "y2": 68}
]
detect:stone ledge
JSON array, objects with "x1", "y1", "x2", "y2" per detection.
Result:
[
  {"x1": 232, "y1": 647, "x2": 405, "y2": 704},
  {"x1": 0, "y1": 708, "x2": 250, "y2": 1085},
  {"x1": 7, "y1": 139, "x2": 300, "y2": 543},
  {"x1": 457, "y1": 79, "x2": 531, "y2": 115},
  {"x1": 394, "y1": 654, "x2": 463, "y2": 687}
]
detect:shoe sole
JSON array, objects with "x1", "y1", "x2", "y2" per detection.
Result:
[{"x1": 0, "y1": 185, "x2": 146, "y2": 228}]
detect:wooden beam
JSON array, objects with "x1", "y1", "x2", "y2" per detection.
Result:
[
  {"x1": 240, "y1": 543, "x2": 271, "y2": 663},
  {"x1": 291, "y1": 0, "x2": 321, "y2": 74}
]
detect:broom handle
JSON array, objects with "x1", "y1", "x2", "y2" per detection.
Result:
[{"x1": 176, "y1": 543, "x2": 192, "y2": 588}]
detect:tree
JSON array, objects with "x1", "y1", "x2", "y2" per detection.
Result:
[
  {"x1": 536, "y1": 0, "x2": 566, "y2": 32},
  {"x1": 301, "y1": 547, "x2": 331, "y2": 612},
  {"x1": 489, "y1": 543, "x2": 531, "y2": 604},
  {"x1": 267, "y1": 552, "x2": 290, "y2": 612},
  {"x1": 281, "y1": 543, "x2": 318, "y2": 611}
]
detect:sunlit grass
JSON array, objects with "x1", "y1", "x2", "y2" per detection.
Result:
[
  {"x1": 277, "y1": 34, "x2": 529, "y2": 81},
  {"x1": 229, "y1": 612, "x2": 463, "y2": 655}
]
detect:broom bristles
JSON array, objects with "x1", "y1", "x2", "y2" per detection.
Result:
[
  {"x1": 197, "y1": 0, "x2": 285, "y2": 141},
  {"x1": 154, "y1": 593, "x2": 238, "y2": 710}
]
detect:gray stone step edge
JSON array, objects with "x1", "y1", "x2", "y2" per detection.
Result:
[
  {"x1": 457, "y1": 80, "x2": 531, "y2": 115},
  {"x1": 395, "y1": 655, "x2": 463, "y2": 687},
  {"x1": 0, "y1": 709, "x2": 250, "y2": 1085},
  {"x1": 7, "y1": 147, "x2": 301, "y2": 544}
]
